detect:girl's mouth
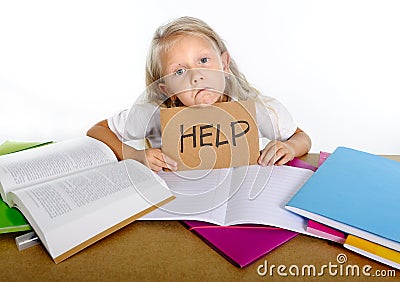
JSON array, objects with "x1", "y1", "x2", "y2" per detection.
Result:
[
  {"x1": 195, "y1": 88, "x2": 208, "y2": 96},
  {"x1": 195, "y1": 87, "x2": 217, "y2": 98}
]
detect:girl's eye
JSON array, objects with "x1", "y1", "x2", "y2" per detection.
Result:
[
  {"x1": 175, "y1": 68, "x2": 186, "y2": 76},
  {"x1": 200, "y1": 57, "x2": 209, "y2": 64}
]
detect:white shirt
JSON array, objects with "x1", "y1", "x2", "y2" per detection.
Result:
[{"x1": 107, "y1": 95, "x2": 297, "y2": 149}]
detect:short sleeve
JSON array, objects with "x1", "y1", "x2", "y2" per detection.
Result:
[
  {"x1": 255, "y1": 96, "x2": 297, "y2": 141},
  {"x1": 107, "y1": 103, "x2": 162, "y2": 148}
]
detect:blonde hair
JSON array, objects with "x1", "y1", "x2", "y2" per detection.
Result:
[{"x1": 145, "y1": 16, "x2": 262, "y2": 107}]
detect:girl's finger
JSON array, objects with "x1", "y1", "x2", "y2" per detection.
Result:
[
  {"x1": 149, "y1": 163, "x2": 163, "y2": 172},
  {"x1": 161, "y1": 153, "x2": 178, "y2": 170},
  {"x1": 259, "y1": 146, "x2": 276, "y2": 166},
  {"x1": 268, "y1": 147, "x2": 287, "y2": 165},
  {"x1": 148, "y1": 155, "x2": 167, "y2": 169},
  {"x1": 276, "y1": 154, "x2": 292, "y2": 166}
]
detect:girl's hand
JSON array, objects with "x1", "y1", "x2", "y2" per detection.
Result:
[
  {"x1": 137, "y1": 148, "x2": 178, "y2": 172},
  {"x1": 258, "y1": 140, "x2": 295, "y2": 166}
]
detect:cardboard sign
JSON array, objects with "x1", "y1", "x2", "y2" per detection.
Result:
[{"x1": 160, "y1": 100, "x2": 259, "y2": 171}]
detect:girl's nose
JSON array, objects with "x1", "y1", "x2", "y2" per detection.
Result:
[{"x1": 190, "y1": 69, "x2": 205, "y2": 84}]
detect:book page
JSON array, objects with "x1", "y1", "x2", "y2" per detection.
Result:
[
  {"x1": 9, "y1": 160, "x2": 173, "y2": 261},
  {"x1": 224, "y1": 165, "x2": 314, "y2": 233},
  {"x1": 0, "y1": 137, "x2": 117, "y2": 204},
  {"x1": 139, "y1": 168, "x2": 232, "y2": 224}
]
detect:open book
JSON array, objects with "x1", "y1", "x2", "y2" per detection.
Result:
[
  {"x1": 0, "y1": 137, "x2": 174, "y2": 263},
  {"x1": 140, "y1": 164, "x2": 315, "y2": 235}
]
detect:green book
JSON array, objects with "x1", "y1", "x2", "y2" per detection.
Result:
[
  {"x1": 0, "y1": 200, "x2": 31, "y2": 233},
  {"x1": 0, "y1": 140, "x2": 53, "y2": 155},
  {"x1": 0, "y1": 140, "x2": 52, "y2": 233}
]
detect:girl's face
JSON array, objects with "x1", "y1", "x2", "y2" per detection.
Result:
[{"x1": 158, "y1": 34, "x2": 230, "y2": 106}]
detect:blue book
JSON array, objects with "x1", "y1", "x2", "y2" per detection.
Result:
[{"x1": 286, "y1": 147, "x2": 400, "y2": 252}]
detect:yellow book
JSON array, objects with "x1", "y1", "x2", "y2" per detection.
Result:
[{"x1": 345, "y1": 234, "x2": 400, "y2": 269}]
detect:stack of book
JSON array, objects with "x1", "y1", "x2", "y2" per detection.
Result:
[{"x1": 285, "y1": 147, "x2": 400, "y2": 270}]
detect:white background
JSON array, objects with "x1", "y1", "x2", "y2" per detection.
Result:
[{"x1": 1, "y1": 0, "x2": 399, "y2": 154}]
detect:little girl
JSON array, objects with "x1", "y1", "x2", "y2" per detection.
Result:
[{"x1": 87, "y1": 16, "x2": 311, "y2": 172}]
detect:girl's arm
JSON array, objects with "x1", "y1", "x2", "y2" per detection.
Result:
[
  {"x1": 258, "y1": 127, "x2": 311, "y2": 166},
  {"x1": 87, "y1": 120, "x2": 127, "y2": 160},
  {"x1": 87, "y1": 120, "x2": 177, "y2": 172}
]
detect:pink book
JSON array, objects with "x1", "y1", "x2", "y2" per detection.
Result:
[
  {"x1": 318, "y1": 151, "x2": 331, "y2": 167},
  {"x1": 306, "y1": 220, "x2": 346, "y2": 244},
  {"x1": 182, "y1": 221, "x2": 297, "y2": 268},
  {"x1": 182, "y1": 157, "x2": 317, "y2": 268}
]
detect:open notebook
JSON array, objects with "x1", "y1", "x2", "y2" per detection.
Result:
[
  {"x1": 140, "y1": 163, "x2": 315, "y2": 235},
  {"x1": 181, "y1": 158, "x2": 316, "y2": 267}
]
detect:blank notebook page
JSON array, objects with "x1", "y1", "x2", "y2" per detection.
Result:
[{"x1": 225, "y1": 165, "x2": 313, "y2": 232}]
